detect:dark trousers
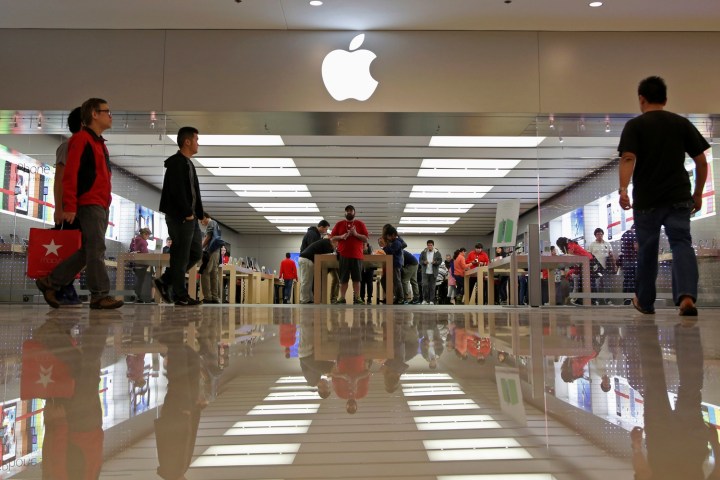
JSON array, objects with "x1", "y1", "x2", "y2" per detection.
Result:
[
  {"x1": 161, "y1": 217, "x2": 202, "y2": 299},
  {"x1": 360, "y1": 269, "x2": 374, "y2": 302},
  {"x1": 49, "y1": 205, "x2": 110, "y2": 300}
]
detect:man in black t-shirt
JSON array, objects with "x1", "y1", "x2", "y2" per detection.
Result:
[
  {"x1": 618, "y1": 76, "x2": 709, "y2": 317},
  {"x1": 298, "y1": 238, "x2": 338, "y2": 304}
]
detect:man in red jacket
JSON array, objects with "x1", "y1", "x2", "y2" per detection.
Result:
[
  {"x1": 279, "y1": 252, "x2": 298, "y2": 304},
  {"x1": 36, "y1": 98, "x2": 123, "y2": 310}
]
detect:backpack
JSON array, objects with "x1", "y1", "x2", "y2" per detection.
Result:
[{"x1": 207, "y1": 221, "x2": 224, "y2": 253}]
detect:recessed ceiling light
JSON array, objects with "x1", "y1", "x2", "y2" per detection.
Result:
[
  {"x1": 227, "y1": 184, "x2": 311, "y2": 197},
  {"x1": 310, "y1": 0, "x2": 323, "y2": 5},
  {"x1": 197, "y1": 158, "x2": 300, "y2": 176},
  {"x1": 410, "y1": 185, "x2": 492, "y2": 198},
  {"x1": 250, "y1": 203, "x2": 319, "y2": 212},
  {"x1": 417, "y1": 159, "x2": 520, "y2": 178},
  {"x1": 265, "y1": 216, "x2": 324, "y2": 224},
  {"x1": 277, "y1": 226, "x2": 314, "y2": 233},
  {"x1": 589, "y1": 1, "x2": 603, "y2": 6},
  {"x1": 167, "y1": 134, "x2": 284, "y2": 146},
  {"x1": 404, "y1": 204, "x2": 473, "y2": 213},
  {"x1": 397, "y1": 227, "x2": 449, "y2": 234},
  {"x1": 399, "y1": 217, "x2": 459, "y2": 225},
  {"x1": 429, "y1": 136, "x2": 545, "y2": 147}
]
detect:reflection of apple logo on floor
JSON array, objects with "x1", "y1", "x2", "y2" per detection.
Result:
[{"x1": 322, "y1": 34, "x2": 378, "y2": 101}]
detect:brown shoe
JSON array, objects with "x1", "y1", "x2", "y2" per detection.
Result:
[
  {"x1": 36, "y1": 277, "x2": 59, "y2": 308},
  {"x1": 90, "y1": 296, "x2": 124, "y2": 310}
]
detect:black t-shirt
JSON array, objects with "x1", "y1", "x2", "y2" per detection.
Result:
[
  {"x1": 617, "y1": 110, "x2": 709, "y2": 209},
  {"x1": 402, "y1": 250, "x2": 418, "y2": 266},
  {"x1": 300, "y1": 238, "x2": 334, "y2": 260}
]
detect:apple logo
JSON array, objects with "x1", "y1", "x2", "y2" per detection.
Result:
[{"x1": 322, "y1": 34, "x2": 378, "y2": 102}]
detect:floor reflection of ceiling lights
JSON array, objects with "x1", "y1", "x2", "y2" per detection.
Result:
[
  {"x1": 248, "y1": 404, "x2": 320, "y2": 415},
  {"x1": 191, "y1": 444, "x2": 301, "y2": 467},
  {"x1": 424, "y1": 438, "x2": 531, "y2": 461},
  {"x1": 224, "y1": 420, "x2": 312, "y2": 436},
  {"x1": 413, "y1": 414, "x2": 501, "y2": 430},
  {"x1": 408, "y1": 399, "x2": 479, "y2": 411}
]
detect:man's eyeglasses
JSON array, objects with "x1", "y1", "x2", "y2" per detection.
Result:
[{"x1": 96, "y1": 109, "x2": 112, "y2": 116}]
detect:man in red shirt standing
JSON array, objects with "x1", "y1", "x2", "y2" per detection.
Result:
[
  {"x1": 36, "y1": 98, "x2": 123, "y2": 310},
  {"x1": 279, "y1": 253, "x2": 298, "y2": 304},
  {"x1": 330, "y1": 205, "x2": 369, "y2": 304},
  {"x1": 465, "y1": 243, "x2": 490, "y2": 304}
]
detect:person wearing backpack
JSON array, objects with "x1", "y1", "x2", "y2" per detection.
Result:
[{"x1": 200, "y1": 213, "x2": 224, "y2": 304}]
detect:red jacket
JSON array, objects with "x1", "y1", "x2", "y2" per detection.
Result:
[
  {"x1": 63, "y1": 128, "x2": 112, "y2": 212},
  {"x1": 279, "y1": 258, "x2": 298, "y2": 280}
]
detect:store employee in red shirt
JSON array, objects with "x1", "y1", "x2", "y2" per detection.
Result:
[
  {"x1": 330, "y1": 205, "x2": 369, "y2": 304},
  {"x1": 465, "y1": 243, "x2": 490, "y2": 304},
  {"x1": 279, "y1": 253, "x2": 298, "y2": 304}
]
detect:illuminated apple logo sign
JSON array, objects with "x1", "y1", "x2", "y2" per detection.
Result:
[{"x1": 322, "y1": 34, "x2": 378, "y2": 102}]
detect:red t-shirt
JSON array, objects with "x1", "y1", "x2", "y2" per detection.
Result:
[
  {"x1": 332, "y1": 355, "x2": 370, "y2": 399},
  {"x1": 279, "y1": 324, "x2": 297, "y2": 347},
  {"x1": 332, "y1": 219, "x2": 369, "y2": 260},
  {"x1": 279, "y1": 258, "x2": 298, "y2": 280}
]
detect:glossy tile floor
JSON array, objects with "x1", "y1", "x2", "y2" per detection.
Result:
[{"x1": 2, "y1": 303, "x2": 719, "y2": 479}]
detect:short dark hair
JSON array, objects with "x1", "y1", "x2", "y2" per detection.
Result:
[
  {"x1": 203, "y1": 212, "x2": 211, "y2": 219},
  {"x1": 594, "y1": 228, "x2": 604, "y2": 235},
  {"x1": 459, "y1": 247, "x2": 466, "y2": 253},
  {"x1": 177, "y1": 126, "x2": 199, "y2": 148},
  {"x1": 80, "y1": 98, "x2": 107, "y2": 126},
  {"x1": 638, "y1": 76, "x2": 667, "y2": 104},
  {"x1": 318, "y1": 220, "x2": 330, "y2": 228},
  {"x1": 67, "y1": 107, "x2": 82, "y2": 134},
  {"x1": 386, "y1": 226, "x2": 398, "y2": 236},
  {"x1": 285, "y1": 252, "x2": 291, "y2": 258},
  {"x1": 475, "y1": 243, "x2": 483, "y2": 249},
  {"x1": 427, "y1": 240, "x2": 434, "y2": 245}
]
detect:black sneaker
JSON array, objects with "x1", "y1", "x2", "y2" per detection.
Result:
[
  {"x1": 154, "y1": 278, "x2": 171, "y2": 303},
  {"x1": 36, "y1": 276, "x2": 60, "y2": 309},
  {"x1": 175, "y1": 296, "x2": 201, "y2": 306}
]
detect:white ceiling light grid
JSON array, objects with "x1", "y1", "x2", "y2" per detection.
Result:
[
  {"x1": 417, "y1": 159, "x2": 521, "y2": 178},
  {"x1": 410, "y1": 185, "x2": 492, "y2": 199},
  {"x1": 228, "y1": 184, "x2": 311, "y2": 197},
  {"x1": 197, "y1": 157, "x2": 300, "y2": 177},
  {"x1": 277, "y1": 226, "x2": 314, "y2": 233},
  {"x1": 398, "y1": 227, "x2": 449, "y2": 234},
  {"x1": 429, "y1": 136, "x2": 545, "y2": 148},
  {"x1": 404, "y1": 204, "x2": 473, "y2": 214},
  {"x1": 399, "y1": 217, "x2": 459, "y2": 225},
  {"x1": 265, "y1": 216, "x2": 324, "y2": 224},
  {"x1": 167, "y1": 134, "x2": 284, "y2": 146},
  {"x1": 250, "y1": 202, "x2": 319, "y2": 212}
]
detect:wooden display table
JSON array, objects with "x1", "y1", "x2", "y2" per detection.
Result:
[
  {"x1": 115, "y1": 252, "x2": 198, "y2": 302},
  {"x1": 313, "y1": 254, "x2": 393, "y2": 305},
  {"x1": 463, "y1": 265, "x2": 489, "y2": 305},
  {"x1": 487, "y1": 254, "x2": 591, "y2": 306},
  {"x1": 221, "y1": 263, "x2": 252, "y2": 304}
]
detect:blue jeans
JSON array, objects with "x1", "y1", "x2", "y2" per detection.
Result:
[
  {"x1": 634, "y1": 200, "x2": 697, "y2": 309},
  {"x1": 283, "y1": 279, "x2": 294, "y2": 303}
]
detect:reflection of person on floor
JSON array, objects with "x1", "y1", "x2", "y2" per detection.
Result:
[
  {"x1": 38, "y1": 317, "x2": 109, "y2": 480},
  {"x1": 630, "y1": 320, "x2": 714, "y2": 480},
  {"x1": 154, "y1": 325, "x2": 205, "y2": 480},
  {"x1": 382, "y1": 320, "x2": 408, "y2": 393},
  {"x1": 279, "y1": 318, "x2": 297, "y2": 358},
  {"x1": 332, "y1": 320, "x2": 372, "y2": 414},
  {"x1": 419, "y1": 319, "x2": 445, "y2": 369},
  {"x1": 299, "y1": 318, "x2": 333, "y2": 398},
  {"x1": 560, "y1": 327, "x2": 606, "y2": 383}
]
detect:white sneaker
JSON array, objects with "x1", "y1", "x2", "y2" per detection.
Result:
[
  {"x1": 421, "y1": 301, "x2": 428, "y2": 305},
  {"x1": 429, "y1": 301, "x2": 434, "y2": 305}
]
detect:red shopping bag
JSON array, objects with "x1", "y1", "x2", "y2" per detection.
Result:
[
  {"x1": 20, "y1": 339, "x2": 76, "y2": 399},
  {"x1": 26, "y1": 227, "x2": 81, "y2": 279}
]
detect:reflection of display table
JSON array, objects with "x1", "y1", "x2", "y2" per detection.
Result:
[
  {"x1": 487, "y1": 254, "x2": 591, "y2": 306},
  {"x1": 313, "y1": 312, "x2": 394, "y2": 360},
  {"x1": 313, "y1": 254, "x2": 393, "y2": 305},
  {"x1": 116, "y1": 252, "x2": 198, "y2": 302},
  {"x1": 0, "y1": 244, "x2": 26, "y2": 254}
]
